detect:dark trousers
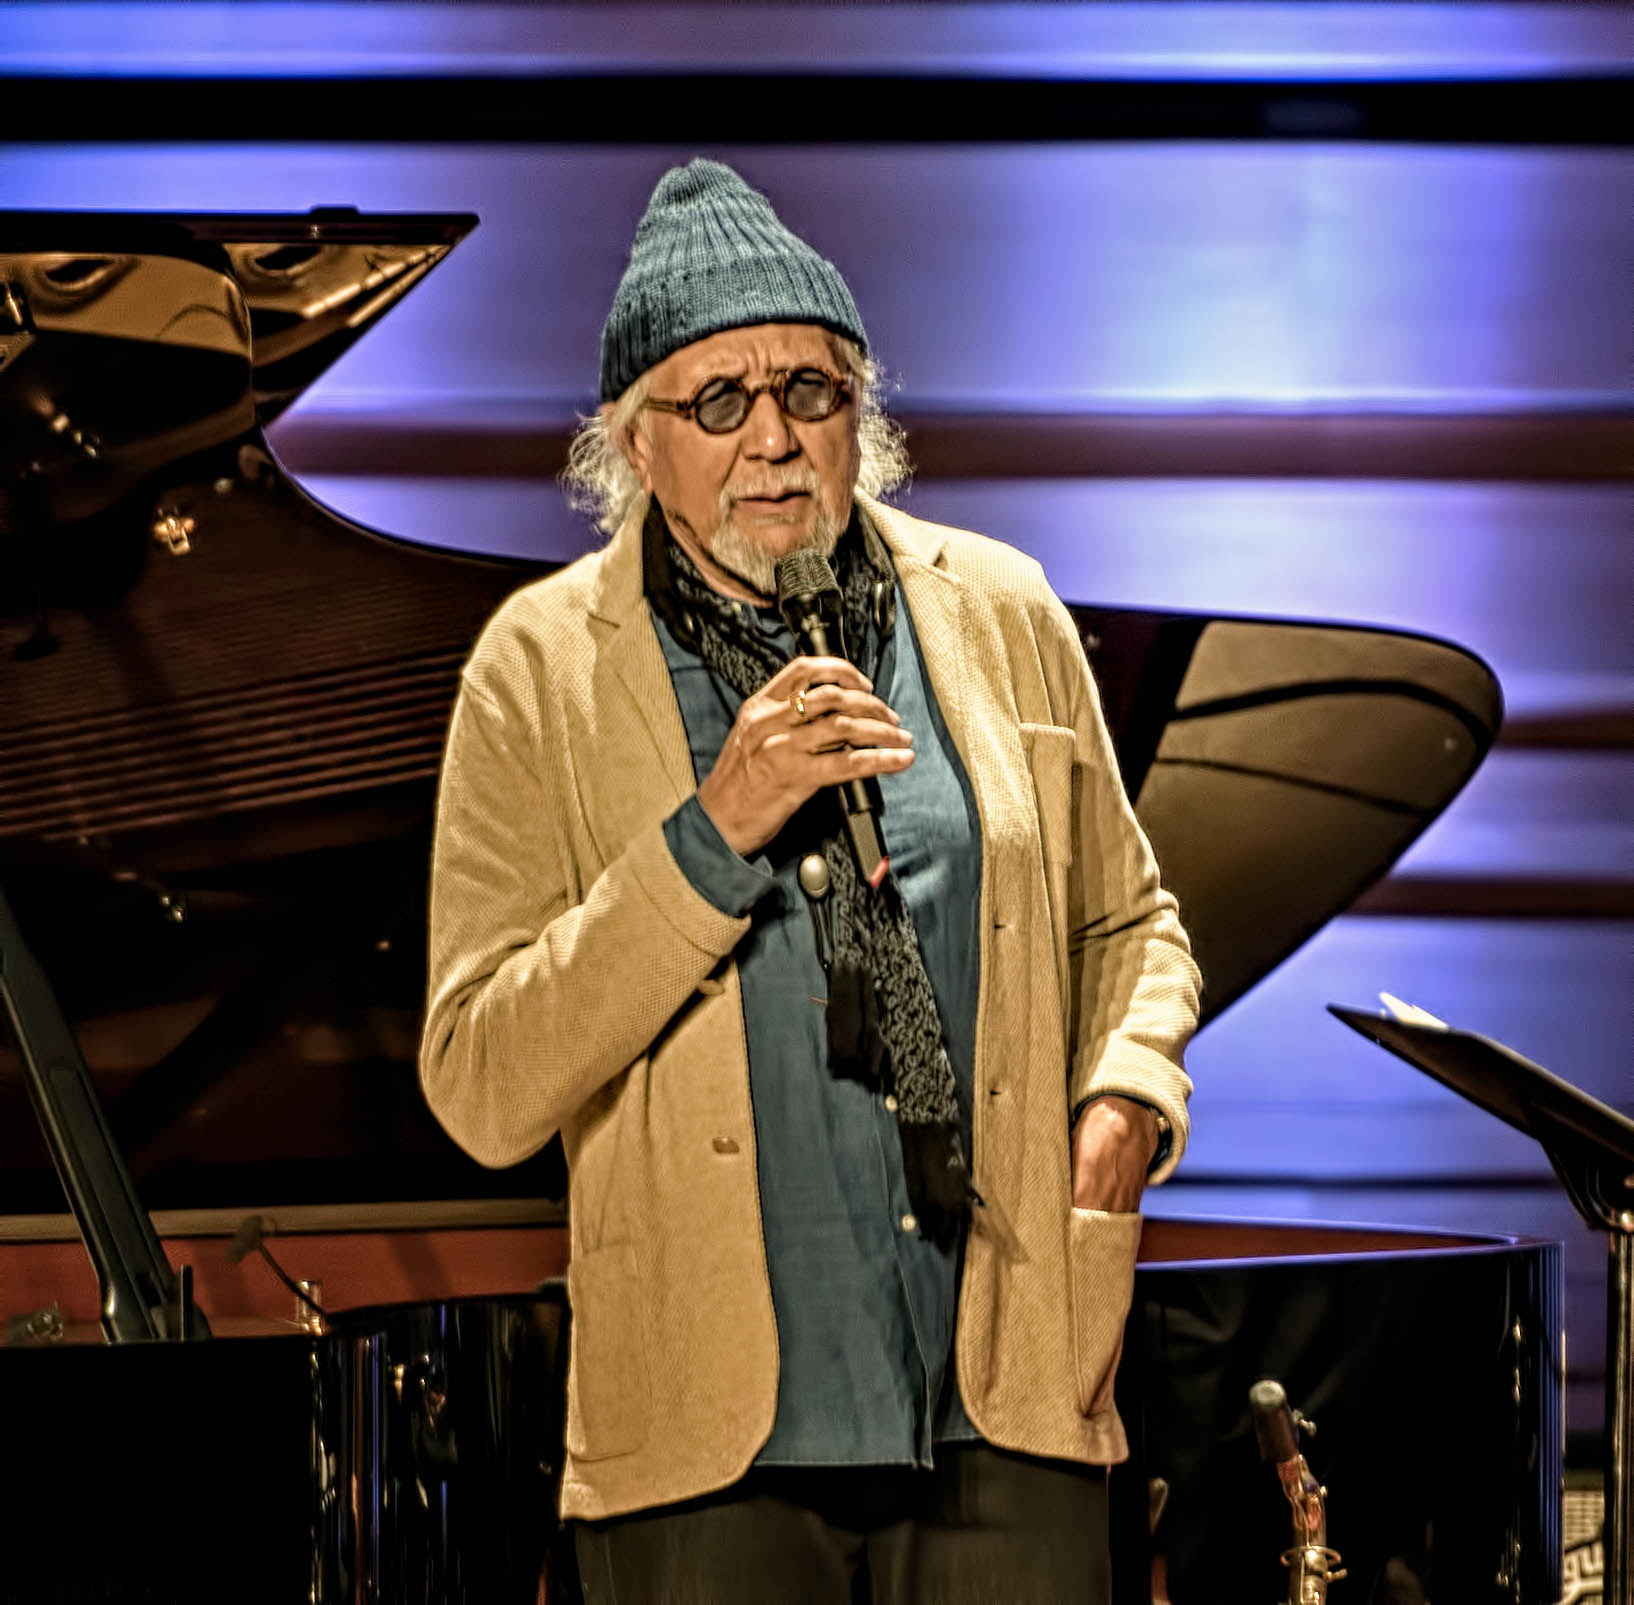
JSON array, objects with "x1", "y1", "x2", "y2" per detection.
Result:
[{"x1": 573, "y1": 1444, "x2": 1110, "y2": 1605}]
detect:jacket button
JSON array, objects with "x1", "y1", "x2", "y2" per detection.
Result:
[
  {"x1": 712, "y1": 1136, "x2": 739, "y2": 1155},
  {"x1": 883, "y1": 1094, "x2": 899, "y2": 1113},
  {"x1": 900, "y1": 1213, "x2": 917, "y2": 1234},
  {"x1": 697, "y1": 977, "x2": 725, "y2": 997}
]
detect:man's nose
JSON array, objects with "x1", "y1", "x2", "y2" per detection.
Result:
[{"x1": 741, "y1": 389, "x2": 799, "y2": 459}]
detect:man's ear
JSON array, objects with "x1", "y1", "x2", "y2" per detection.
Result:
[{"x1": 606, "y1": 402, "x2": 655, "y2": 494}]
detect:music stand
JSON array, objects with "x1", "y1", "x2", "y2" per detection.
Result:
[{"x1": 1331, "y1": 1002, "x2": 1634, "y2": 1604}]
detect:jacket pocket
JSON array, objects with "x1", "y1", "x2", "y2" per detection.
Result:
[
  {"x1": 1066, "y1": 1207, "x2": 1141, "y2": 1417},
  {"x1": 565, "y1": 1241, "x2": 650, "y2": 1461}
]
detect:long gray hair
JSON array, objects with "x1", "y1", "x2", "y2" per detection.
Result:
[{"x1": 561, "y1": 334, "x2": 911, "y2": 537}]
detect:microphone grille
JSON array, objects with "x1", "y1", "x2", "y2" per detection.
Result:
[{"x1": 775, "y1": 549, "x2": 839, "y2": 606}]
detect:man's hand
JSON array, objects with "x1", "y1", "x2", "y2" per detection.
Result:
[
  {"x1": 696, "y1": 655, "x2": 914, "y2": 857},
  {"x1": 1070, "y1": 1096, "x2": 1160, "y2": 1213}
]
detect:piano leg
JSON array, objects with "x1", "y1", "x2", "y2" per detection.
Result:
[{"x1": 1608, "y1": 1225, "x2": 1633, "y2": 1605}]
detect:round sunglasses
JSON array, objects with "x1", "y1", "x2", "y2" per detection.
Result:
[{"x1": 643, "y1": 367, "x2": 852, "y2": 435}]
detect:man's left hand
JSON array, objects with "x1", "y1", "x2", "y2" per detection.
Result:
[{"x1": 1070, "y1": 1096, "x2": 1160, "y2": 1213}]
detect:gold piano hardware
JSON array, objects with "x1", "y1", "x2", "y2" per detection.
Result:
[{"x1": 151, "y1": 510, "x2": 195, "y2": 555}]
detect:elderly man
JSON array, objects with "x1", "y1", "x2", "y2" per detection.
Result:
[{"x1": 421, "y1": 159, "x2": 1200, "y2": 1604}]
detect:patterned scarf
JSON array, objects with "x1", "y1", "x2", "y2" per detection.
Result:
[{"x1": 644, "y1": 504, "x2": 971, "y2": 1247}]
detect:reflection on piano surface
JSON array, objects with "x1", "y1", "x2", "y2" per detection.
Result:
[
  {"x1": 0, "y1": 210, "x2": 561, "y2": 1215},
  {"x1": 0, "y1": 211, "x2": 1561, "y2": 1603}
]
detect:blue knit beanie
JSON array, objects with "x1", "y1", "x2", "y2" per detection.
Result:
[{"x1": 599, "y1": 159, "x2": 868, "y2": 402}]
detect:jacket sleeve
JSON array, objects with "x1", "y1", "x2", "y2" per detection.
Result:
[
  {"x1": 418, "y1": 671, "x2": 751, "y2": 1168},
  {"x1": 1037, "y1": 590, "x2": 1202, "y2": 1185}
]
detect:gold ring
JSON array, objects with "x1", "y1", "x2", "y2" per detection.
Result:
[{"x1": 791, "y1": 688, "x2": 809, "y2": 721}]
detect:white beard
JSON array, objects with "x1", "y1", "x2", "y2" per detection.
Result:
[{"x1": 706, "y1": 500, "x2": 847, "y2": 596}]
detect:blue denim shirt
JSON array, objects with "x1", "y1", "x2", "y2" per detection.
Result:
[{"x1": 657, "y1": 585, "x2": 983, "y2": 1466}]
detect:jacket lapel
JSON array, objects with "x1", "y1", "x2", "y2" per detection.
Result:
[
  {"x1": 582, "y1": 510, "x2": 694, "y2": 864},
  {"x1": 864, "y1": 496, "x2": 973, "y2": 777},
  {"x1": 865, "y1": 497, "x2": 1033, "y2": 841}
]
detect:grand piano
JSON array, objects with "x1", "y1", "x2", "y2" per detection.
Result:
[{"x1": 0, "y1": 212, "x2": 1562, "y2": 1603}]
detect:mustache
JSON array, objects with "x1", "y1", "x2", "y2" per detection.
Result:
[{"x1": 723, "y1": 470, "x2": 820, "y2": 504}]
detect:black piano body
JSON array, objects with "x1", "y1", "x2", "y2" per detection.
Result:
[{"x1": 0, "y1": 212, "x2": 1561, "y2": 1602}]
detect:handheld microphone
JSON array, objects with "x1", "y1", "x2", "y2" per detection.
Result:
[{"x1": 775, "y1": 550, "x2": 890, "y2": 887}]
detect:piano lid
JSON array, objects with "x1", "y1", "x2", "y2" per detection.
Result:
[
  {"x1": 0, "y1": 208, "x2": 477, "y2": 493},
  {"x1": 0, "y1": 209, "x2": 1500, "y2": 1218},
  {"x1": 1075, "y1": 606, "x2": 1501, "y2": 1022}
]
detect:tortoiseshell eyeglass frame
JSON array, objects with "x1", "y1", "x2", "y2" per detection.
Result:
[{"x1": 642, "y1": 367, "x2": 853, "y2": 434}]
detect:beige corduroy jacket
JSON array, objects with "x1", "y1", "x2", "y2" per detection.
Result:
[{"x1": 419, "y1": 494, "x2": 1201, "y2": 1521}]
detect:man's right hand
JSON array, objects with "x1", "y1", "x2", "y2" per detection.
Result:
[{"x1": 696, "y1": 655, "x2": 914, "y2": 857}]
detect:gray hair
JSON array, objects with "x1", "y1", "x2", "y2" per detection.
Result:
[{"x1": 561, "y1": 335, "x2": 911, "y2": 537}]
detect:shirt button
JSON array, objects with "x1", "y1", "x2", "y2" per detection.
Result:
[
  {"x1": 900, "y1": 1213, "x2": 917, "y2": 1234},
  {"x1": 883, "y1": 1094, "x2": 899, "y2": 1113}
]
